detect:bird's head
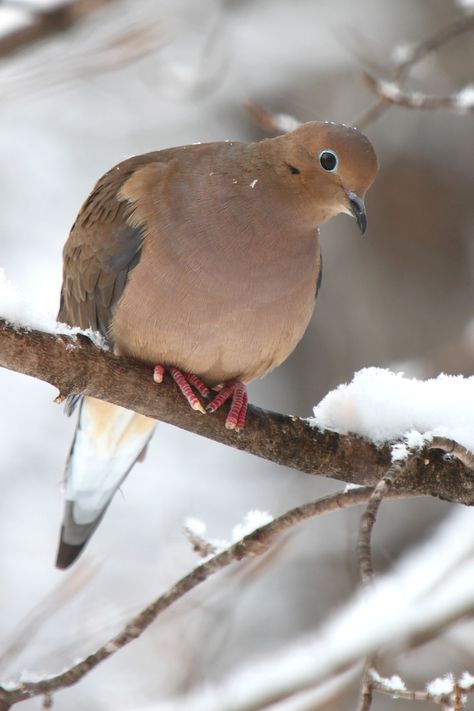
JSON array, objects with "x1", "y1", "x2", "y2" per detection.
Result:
[{"x1": 271, "y1": 121, "x2": 378, "y2": 233}]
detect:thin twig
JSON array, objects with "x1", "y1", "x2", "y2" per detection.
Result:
[
  {"x1": 0, "y1": 486, "x2": 404, "y2": 708},
  {"x1": 370, "y1": 670, "x2": 474, "y2": 708},
  {"x1": 128, "y1": 562, "x2": 474, "y2": 711},
  {"x1": 357, "y1": 458, "x2": 411, "y2": 586},
  {"x1": 362, "y1": 73, "x2": 474, "y2": 114},
  {"x1": 355, "y1": 442, "x2": 474, "y2": 711},
  {"x1": 353, "y1": 13, "x2": 474, "y2": 128},
  {"x1": 244, "y1": 100, "x2": 301, "y2": 134},
  {"x1": 356, "y1": 455, "x2": 413, "y2": 709},
  {"x1": 356, "y1": 660, "x2": 374, "y2": 711},
  {"x1": 183, "y1": 522, "x2": 218, "y2": 557}
]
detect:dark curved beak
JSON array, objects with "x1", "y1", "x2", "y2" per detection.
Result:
[{"x1": 348, "y1": 192, "x2": 367, "y2": 235}]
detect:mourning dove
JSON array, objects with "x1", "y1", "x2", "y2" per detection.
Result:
[{"x1": 55, "y1": 121, "x2": 378, "y2": 568}]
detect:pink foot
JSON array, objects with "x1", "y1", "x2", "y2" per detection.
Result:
[
  {"x1": 206, "y1": 381, "x2": 248, "y2": 431},
  {"x1": 153, "y1": 366, "x2": 248, "y2": 430},
  {"x1": 153, "y1": 365, "x2": 210, "y2": 414}
]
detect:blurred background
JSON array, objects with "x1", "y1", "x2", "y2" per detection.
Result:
[{"x1": 0, "y1": 0, "x2": 473, "y2": 708}]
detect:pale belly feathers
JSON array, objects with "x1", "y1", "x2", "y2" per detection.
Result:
[{"x1": 112, "y1": 228, "x2": 320, "y2": 385}]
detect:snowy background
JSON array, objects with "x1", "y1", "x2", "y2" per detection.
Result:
[{"x1": 0, "y1": 0, "x2": 474, "y2": 708}]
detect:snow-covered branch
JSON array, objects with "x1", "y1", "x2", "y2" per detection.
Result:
[
  {"x1": 244, "y1": 100, "x2": 301, "y2": 135},
  {"x1": 362, "y1": 73, "x2": 474, "y2": 114},
  {"x1": 353, "y1": 12, "x2": 474, "y2": 128},
  {"x1": 368, "y1": 669, "x2": 474, "y2": 709},
  {"x1": 1, "y1": 318, "x2": 474, "y2": 505},
  {"x1": 0, "y1": 486, "x2": 389, "y2": 709},
  {"x1": 245, "y1": 13, "x2": 474, "y2": 134},
  {"x1": 136, "y1": 506, "x2": 474, "y2": 711}
]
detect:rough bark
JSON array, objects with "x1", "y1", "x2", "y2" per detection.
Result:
[{"x1": 1, "y1": 318, "x2": 473, "y2": 504}]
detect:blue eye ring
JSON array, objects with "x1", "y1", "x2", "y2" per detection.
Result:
[{"x1": 319, "y1": 149, "x2": 338, "y2": 173}]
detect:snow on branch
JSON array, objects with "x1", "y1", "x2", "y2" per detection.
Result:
[
  {"x1": 353, "y1": 12, "x2": 474, "y2": 128},
  {"x1": 0, "y1": 486, "x2": 387, "y2": 709},
  {"x1": 1, "y1": 317, "x2": 474, "y2": 505},
  {"x1": 244, "y1": 100, "x2": 301, "y2": 135},
  {"x1": 244, "y1": 14, "x2": 474, "y2": 135},
  {"x1": 3, "y1": 278, "x2": 474, "y2": 709},
  {"x1": 369, "y1": 669, "x2": 474, "y2": 708},
  {"x1": 311, "y1": 367, "x2": 474, "y2": 454},
  {"x1": 363, "y1": 74, "x2": 474, "y2": 114},
  {"x1": 130, "y1": 505, "x2": 474, "y2": 711}
]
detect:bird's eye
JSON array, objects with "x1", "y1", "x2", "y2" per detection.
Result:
[{"x1": 319, "y1": 150, "x2": 338, "y2": 173}]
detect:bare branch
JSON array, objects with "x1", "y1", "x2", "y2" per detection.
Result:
[
  {"x1": 183, "y1": 521, "x2": 218, "y2": 558},
  {"x1": 356, "y1": 661, "x2": 374, "y2": 711},
  {"x1": 1, "y1": 320, "x2": 474, "y2": 504},
  {"x1": 0, "y1": 0, "x2": 120, "y2": 58},
  {"x1": 356, "y1": 456, "x2": 413, "y2": 709},
  {"x1": 356, "y1": 441, "x2": 474, "y2": 711},
  {"x1": 362, "y1": 73, "x2": 474, "y2": 114},
  {"x1": 353, "y1": 13, "x2": 474, "y2": 128},
  {"x1": 244, "y1": 100, "x2": 301, "y2": 134},
  {"x1": 357, "y1": 458, "x2": 411, "y2": 586},
  {"x1": 370, "y1": 670, "x2": 474, "y2": 708},
  {"x1": 0, "y1": 486, "x2": 392, "y2": 708},
  {"x1": 246, "y1": 16, "x2": 474, "y2": 138}
]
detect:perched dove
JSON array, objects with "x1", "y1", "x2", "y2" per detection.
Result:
[{"x1": 55, "y1": 121, "x2": 378, "y2": 568}]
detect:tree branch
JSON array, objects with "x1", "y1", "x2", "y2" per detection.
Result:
[
  {"x1": 245, "y1": 14, "x2": 474, "y2": 134},
  {"x1": 362, "y1": 73, "x2": 474, "y2": 114},
  {"x1": 0, "y1": 486, "x2": 395, "y2": 708},
  {"x1": 1, "y1": 319, "x2": 474, "y2": 503},
  {"x1": 356, "y1": 456, "x2": 414, "y2": 711},
  {"x1": 369, "y1": 669, "x2": 474, "y2": 709},
  {"x1": 357, "y1": 458, "x2": 411, "y2": 586},
  {"x1": 353, "y1": 12, "x2": 474, "y2": 128},
  {"x1": 0, "y1": 0, "x2": 120, "y2": 58},
  {"x1": 244, "y1": 100, "x2": 301, "y2": 135}
]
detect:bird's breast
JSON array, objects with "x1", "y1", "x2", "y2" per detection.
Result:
[{"x1": 112, "y1": 173, "x2": 321, "y2": 384}]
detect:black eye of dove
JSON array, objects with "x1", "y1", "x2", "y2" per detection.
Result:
[{"x1": 319, "y1": 150, "x2": 338, "y2": 172}]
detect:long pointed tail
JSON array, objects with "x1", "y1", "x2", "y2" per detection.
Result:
[{"x1": 56, "y1": 396, "x2": 156, "y2": 569}]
